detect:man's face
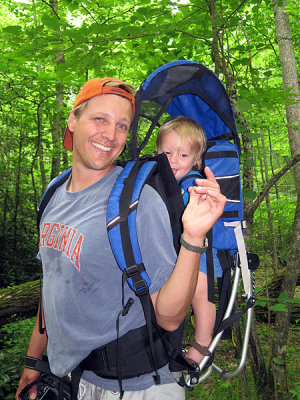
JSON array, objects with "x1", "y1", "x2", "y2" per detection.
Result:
[
  {"x1": 158, "y1": 129, "x2": 197, "y2": 180},
  {"x1": 68, "y1": 94, "x2": 133, "y2": 177}
]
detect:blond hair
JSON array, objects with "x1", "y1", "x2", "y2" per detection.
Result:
[{"x1": 156, "y1": 116, "x2": 206, "y2": 169}]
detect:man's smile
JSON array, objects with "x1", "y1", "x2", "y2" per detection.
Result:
[{"x1": 92, "y1": 142, "x2": 112, "y2": 152}]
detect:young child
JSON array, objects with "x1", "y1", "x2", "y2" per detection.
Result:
[{"x1": 156, "y1": 115, "x2": 223, "y2": 365}]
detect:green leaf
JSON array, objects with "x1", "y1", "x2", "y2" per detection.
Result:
[
  {"x1": 273, "y1": 357, "x2": 285, "y2": 366},
  {"x1": 243, "y1": 188, "x2": 257, "y2": 200},
  {"x1": 41, "y1": 14, "x2": 60, "y2": 30},
  {"x1": 237, "y1": 99, "x2": 252, "y2": 112},
  {"x1": 248, "y1": 131, "x2": 260, "y2": 140},
  {"x1": 286, "y1": 298, "x2": 300, "y2": 304},
  {"x1": 269, "y1": 304, "x2": 288, "y2": 312},
  {"x1": 277, "y1": 292, "x2": 289, "y2": 303},
  {"x1": 255, "y1": 300, "x2": 267, "y2": 307},
  {"x1": 3, "y1": 25, "x2": 23, "y2": 35}
]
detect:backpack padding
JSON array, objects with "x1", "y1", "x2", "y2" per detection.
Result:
[
  {"x1": 107, "y1": 160, "x2": 157, "y2": 292},
  {"x1": 146, "y1": 153, "x2": 185, "y2": 253},
  {"x1": 204, "y1": 141, "x2": 242, "y2": 251}
]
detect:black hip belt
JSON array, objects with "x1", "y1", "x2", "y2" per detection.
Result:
[{"x1": 81, "y1": 323, "x2": 169, "y2": 380}]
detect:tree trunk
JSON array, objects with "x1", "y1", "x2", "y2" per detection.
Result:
[
  {"x1": 271, "y1": 1, "x2": 300, "y2": 398},
  {"x1": 248, "y1": 320, "x2": 274, "y2": 399},
  {"x1": 207, "y1": 0, "x2": 255, "y2": 240},
  {"x1": 51, "y1": 2, "x2": 65, "y2": 181},
  {"x1": 13, "y1": 131, "x2": 24, "y2": 254},
  {"x1": 259, "y1": 132, "x2": 278, "y2": 272}
]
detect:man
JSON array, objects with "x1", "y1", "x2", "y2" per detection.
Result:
[{"x1": 16, "y1": 77, "x2": 226, "y2": 400}]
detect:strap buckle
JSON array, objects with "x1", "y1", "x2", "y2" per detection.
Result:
[{"x1": 124, "y1": 264, "x2": 149, "y2": 296}]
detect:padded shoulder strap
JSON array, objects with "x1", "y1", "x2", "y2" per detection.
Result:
[
  {"x1": 37, "y1": 167, "x2": 72, "y2": 232},
  {"x1": 107, "y1": 160, "x2": 157, "y2": 294}
]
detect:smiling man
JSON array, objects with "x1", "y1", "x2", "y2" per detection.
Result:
[{"x1": 16, "y1": 78, "x2": 226, "y2": 400}]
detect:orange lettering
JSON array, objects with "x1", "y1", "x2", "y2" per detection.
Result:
[
  {"x1": 70, "y1": 234, "x2": 84, "y2": 271},
  {"x1": 58, "y1": 226, "x2": 72, "y2": 252},
  {"x1": 46, "y1": 223, "x2": 60, "y2": 247},
  {"x1": 39, "y1": 223, "x2": 51, "y2": 247}
]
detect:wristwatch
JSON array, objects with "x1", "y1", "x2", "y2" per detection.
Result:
[{"x1": 180, "y1": 235, "x2": 208, "y2": 253}]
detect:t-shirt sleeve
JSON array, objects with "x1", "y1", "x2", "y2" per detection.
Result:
[{"x1": 136, "y1": 184, "x2": 177, "y2": 295}]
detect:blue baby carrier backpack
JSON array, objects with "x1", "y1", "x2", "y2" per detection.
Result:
[
  {"x1": 24, "y1": 61, "x2": 258, "y2": 400},
  {"x1": 123, "y1": 60, "x2": 258, "y2": 384}
]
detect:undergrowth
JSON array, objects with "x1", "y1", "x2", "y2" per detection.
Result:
[{"x1": 0, "y1": 309, "x2": 299, "y2": 400}]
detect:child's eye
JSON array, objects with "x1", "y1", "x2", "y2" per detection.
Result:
[
  {"x1": 181, "y1": 153, "x2": 188, "y2": 158},
  {"x1": 163, "y1": 151, "x2": 170, "y2": 155}
]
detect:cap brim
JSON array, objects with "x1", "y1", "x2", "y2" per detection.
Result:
[{"x1": 63, "y1": 126, "x2": 73, "y2": 151}]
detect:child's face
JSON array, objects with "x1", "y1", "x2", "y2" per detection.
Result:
[{"x1": 158, "y1": 129, "x2": 198, "y2": 180}]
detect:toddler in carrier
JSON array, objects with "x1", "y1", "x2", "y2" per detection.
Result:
[{"x1": 156, "y1": 115, "x2": 222, "y2": 364}]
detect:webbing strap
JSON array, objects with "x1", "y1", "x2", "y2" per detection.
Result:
[
  {"x1": 206, "y1": 229, "x2": 215, "y2": 304},
  {"x1": 224, "y1": 221, "x2": 251, "y2": 296},
  {"x1": 24, "y1": 356, "x2": 52, "y2": 374},
  {"x1": 214, "y1": 297, "x2": 254, "y2": 336},
  {"x1": 139, "y1": 293, "x2": 161, "y2": 384},
  {"x1": 213, "y1": 251, "x2": 233, "y2": 339}
]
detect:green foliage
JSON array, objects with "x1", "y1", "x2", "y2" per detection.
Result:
[
  {"x1": 0, "y1": 1, "x2": 299, "y2": 395},
  {"x1": 0, "y1": 318, "x2": 35, "y2": 400}
]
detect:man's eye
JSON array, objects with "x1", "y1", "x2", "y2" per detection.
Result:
[
  {"x1": 118, "y1": 124, "x2": 128, "y2": 131},
  {"x1": 96, "y1": 117, "x2": 104, "y2": 122}
]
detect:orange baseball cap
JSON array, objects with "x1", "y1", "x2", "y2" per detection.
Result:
[{"x1": 63, "y1": 78, "x2": 135, "y2": 151}]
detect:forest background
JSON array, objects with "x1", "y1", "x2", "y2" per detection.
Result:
[{"x1": 0, "y1": 0, "x2": 299, "y2": 399}]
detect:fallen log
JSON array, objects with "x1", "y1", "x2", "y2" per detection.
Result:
[
  {"x1": 0, "y1": 279, "x2": 40, "y2": 327},
  {"x1": 0, "y1": 272, "x2": 298, "y2": 327}
]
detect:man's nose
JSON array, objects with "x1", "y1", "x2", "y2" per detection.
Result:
[{"x1": 102, "y1": 124, "x2": 117, "y2": 141}]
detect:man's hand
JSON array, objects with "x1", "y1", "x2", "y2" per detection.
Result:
[
  {"x1": 15, "y1": 368, "x2": 41, "y2": 400},
  {"x1": 182, "y1": 167, "x2": 226, "y2": 244}
]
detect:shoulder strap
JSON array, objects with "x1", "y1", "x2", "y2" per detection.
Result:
[
  {"x1": 107, "y1": 159, "x2": 157, "y2": 294},
  {"x1": 178, "y1": 170, "x2": 203, "y2": 188},
  {"x1": 37, "y1": 167, "x2": 72, "y2": 232},
  {"x1": 178, "y1": 171, "x2": 203, "y2": 206}
]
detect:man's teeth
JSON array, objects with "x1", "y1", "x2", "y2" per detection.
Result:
[{"x1": 92, "y1": 142, "x2": 111, "y2": 151}]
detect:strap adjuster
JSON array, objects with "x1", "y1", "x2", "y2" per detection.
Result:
[
  {"x1": 133, "y1": 279, "x2": 148, "y2": 295},
  {"x1": 124, "y1": 264, "x2": 149, "y2": 296}
]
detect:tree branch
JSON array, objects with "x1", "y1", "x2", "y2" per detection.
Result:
[{"x1": 245, "y1": 154, "x2": 300, "y2": 220}]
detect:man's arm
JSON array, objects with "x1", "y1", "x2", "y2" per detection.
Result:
[
  {"x1": 15, "y1": 307, "x2": 48, "y2": 400},
  {"x1": 152, "y1": 167, "x2": 226, "y2": 331}
]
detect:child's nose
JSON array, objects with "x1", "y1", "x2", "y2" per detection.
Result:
[{"x1": 169, "y1": 153, "x2": 178, "y2": 163}]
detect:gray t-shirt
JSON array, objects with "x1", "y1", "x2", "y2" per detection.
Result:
[{"x1": 38, "y1": 166, "x2": 177, "y2": 391}]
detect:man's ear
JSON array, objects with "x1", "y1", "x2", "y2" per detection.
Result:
[{"x1": 67, "y1": 110, "x2": 76, "y2": 133}]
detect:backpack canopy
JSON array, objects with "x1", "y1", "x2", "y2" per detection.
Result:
[{"x1": 129, "y1": 60, "x2": 240, "y2": 159}]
